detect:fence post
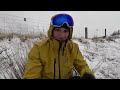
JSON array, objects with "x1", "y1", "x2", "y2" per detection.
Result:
[
  {"x1": 118, "y1": 30, "x2": 120, "y2": 34},
  {"x1": 118, "y1": 30, "x2": 120, "y2": 37},
  {"x1": 105, "y1": 29, "x2": 106, "y2": 38},
  {"x1": 85, "y1": 27, "x2": 88, "y2": 39},
  {"x1": 24, "y1": 18, "x2": 26, "y2": 21}
]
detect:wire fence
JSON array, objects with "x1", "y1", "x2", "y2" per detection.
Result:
[
  {"x1": 0, "y1": 13, "x2": 48, "y2": 36},
  {"x1": 0, "y1": 12, "x2": 120, "y2": 39}
]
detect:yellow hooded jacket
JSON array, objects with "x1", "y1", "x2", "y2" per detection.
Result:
[{"x1": 22, "y1": 25, "x2": 95, "y2": 79}]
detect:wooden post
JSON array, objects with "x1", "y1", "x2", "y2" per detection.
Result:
[
  {"x1": 118, "y1": 30, "x2": 120, "y2": 37},
  {"x1": 85, "y1": 27, "x2": 88, "y2": 39},
  {"x1": 118, "y1": 30, "x2": 120, "y2": 34},
  {"x1": 105, "y1": 29, "x2": 106, "y2": 38},
  {"x1": 24, "y1": 18, "x2": 26, "y2": 21}
]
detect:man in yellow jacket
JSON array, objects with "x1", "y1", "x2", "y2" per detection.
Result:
[{"x1": 22, "y1": 13, "x2": 95, "y2": 79}]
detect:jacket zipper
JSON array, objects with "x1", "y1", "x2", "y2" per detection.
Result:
[
  {"x1": 54, "y1": 58, "x2": 56, "y2": 79},
  {"x1": 58, "y1": 43, "x2": 62, "y2": 79}
]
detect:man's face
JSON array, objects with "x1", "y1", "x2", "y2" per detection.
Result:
[{"x1": 53, "y1": 27, "x2": 69, "y2": 43}]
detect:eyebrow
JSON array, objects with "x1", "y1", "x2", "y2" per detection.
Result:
[{"x1": 54, "y1": 28, "x2": 69, "y2": 30}]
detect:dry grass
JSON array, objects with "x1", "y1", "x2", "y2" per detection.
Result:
[{"x1": 0, "y1": 32, "x2": 47, "y2": 42}]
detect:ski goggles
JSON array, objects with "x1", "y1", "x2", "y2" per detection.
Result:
[{"x1": 50, "y1": 14, "x2": 74, "y2": 27}]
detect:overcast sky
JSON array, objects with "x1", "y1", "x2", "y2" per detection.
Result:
[{"x1": 0, "y1": 11, "x2": 120, "y2": 38}]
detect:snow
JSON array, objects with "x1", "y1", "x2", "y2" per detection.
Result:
[
  {"x1": 0, "y1": 35, "x2": 44, "y2": 79},
  {"x1": 1, "y1": 33, "x2": 120, "y2": 79},
  {"x1": 0, "y1": 12, "x2": 120, "y2": 79},
  {"x1": 73, "y1": 36, "x2": 120, "y2": 79}
]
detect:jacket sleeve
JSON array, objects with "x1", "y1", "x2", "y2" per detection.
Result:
[
  {"x1": 22, "y1": 44, "x2": 43, "y2": 79},
  {"x1": 73, "y1": 45, "x2": 95, "y2": 78}
]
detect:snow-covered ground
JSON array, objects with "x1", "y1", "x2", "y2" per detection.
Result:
[
  {"x1": 0, "y1": 34, "x2": 45, "y2": 79},
  {"x1": 0, "y1": 33, "x2": 120, "y2": 79},
  {"x1": 0, "y1": 13, "x2": 120, "y2": 79},
  {"x1": 73, "y1": 35, "x2": 120, "y2": 79}
]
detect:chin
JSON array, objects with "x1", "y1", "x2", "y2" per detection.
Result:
[{"x1": 59, "y1": 40, "x2": 66, "y2": 43}]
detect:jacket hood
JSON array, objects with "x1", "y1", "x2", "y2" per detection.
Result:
[{"x1": 47, "y1": 25, "x2": 73, "y2": 40}]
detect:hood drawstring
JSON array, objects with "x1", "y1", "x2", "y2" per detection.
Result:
[
  {"x1": 62, "y1": 41, "x2": 67, "y2": 56},
  {"x1": 69, "y1": 41, "x2": 73, "y2": 54}
]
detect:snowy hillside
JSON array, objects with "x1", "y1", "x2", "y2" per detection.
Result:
[
  {"x1": 0, "y1": 12, "x2": 120, "y2": 79},
  {"x1": 73, "y1": 33, "x2": 120, "y2": 79},
  {"x1": 0, "y1": 32, "x2": 120, "y2": 79},
  {"x1": 0, "y1": 34, "x2": 46, "y2": 79}
]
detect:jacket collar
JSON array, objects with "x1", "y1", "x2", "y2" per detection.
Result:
[{"x1": 48, "y1": 37, "x2": 73, "y2": 55}]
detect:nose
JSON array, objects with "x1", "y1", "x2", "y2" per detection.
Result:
[{"x1": 59, "y1": 32, "x2": 65, "y2": 38}]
